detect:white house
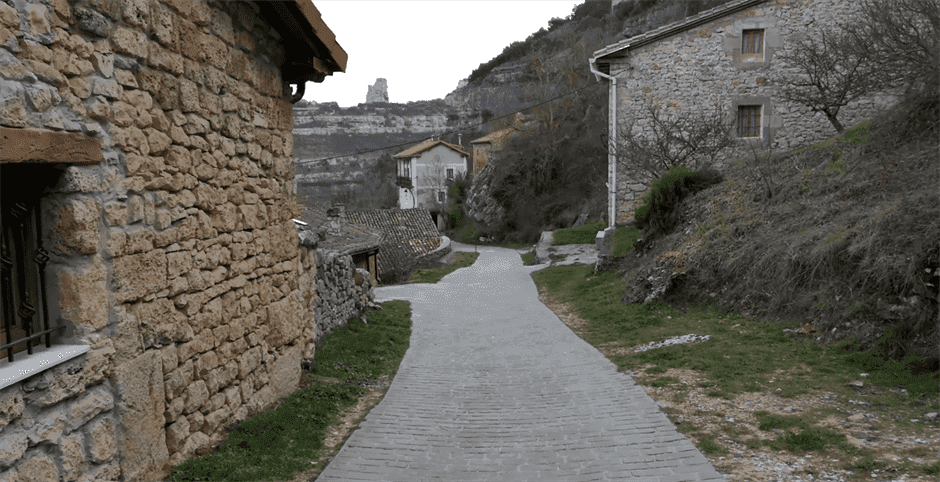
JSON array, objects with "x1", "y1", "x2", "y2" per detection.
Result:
[{"x1": 393, "y1": 139, "x2": 469, "y2": 227}]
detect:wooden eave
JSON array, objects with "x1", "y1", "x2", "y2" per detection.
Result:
[{"x1": 255, "y1": 0, "x2": 348, "y2": 84}]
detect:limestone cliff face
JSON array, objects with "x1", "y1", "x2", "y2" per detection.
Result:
[{"x1": 293, "y1": 101, "x2": 473, "y2": 137}]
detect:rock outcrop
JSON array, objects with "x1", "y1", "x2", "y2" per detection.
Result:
[
  {"x1": 366, "y1": 78, "x2": 389, "y2": 104},
  {"x1": 465, "y1": 162, "x2": 506, "y2": 235}
]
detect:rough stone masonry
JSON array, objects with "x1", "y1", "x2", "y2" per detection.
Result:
[{"x1": 0, "y1": 1, "x2": 356, "y2": 481}]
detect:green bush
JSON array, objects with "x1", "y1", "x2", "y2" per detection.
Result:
[{"x1": 635, "y1": 166, "x2": 723, "y2": 235}]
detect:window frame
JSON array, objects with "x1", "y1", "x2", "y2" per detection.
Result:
[
  {"x1": 437, "y1": 191, "x2": 446, "y2": 203},
  {"x1": 741, "y1": 29, "x2": 764, "y2": 61},
  {"x1": 446, "y1": 168, "x2": 454, "y2": 180},
  {"x1": 737, "y1": 105, "x2": 763, "y2": 138}
]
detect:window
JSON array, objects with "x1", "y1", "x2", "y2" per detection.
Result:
[
  {"x1": 399, "y1": 160, "x2": 410, "y2": 178},
  {"x1": 742, "y1": 29, "x2": 764, "y2": 60},
  {"x1": 737, "y1": 105, "x2": 762, "y2": 137},
  {"x1": 437, "y1": 191, "x2": 446, "y2": 203},
  {"x1": 446, "y1": 168, "x2": 454, "y2": 180},
  {"x1": 1, "y1": 166, "x2": 55, "y2": 363}
]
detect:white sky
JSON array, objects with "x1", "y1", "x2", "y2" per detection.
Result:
[{"x1": 304, "y1": 0, "x2": 585, "y2": 107}]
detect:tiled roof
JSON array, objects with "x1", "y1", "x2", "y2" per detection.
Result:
[
  {"x1": 346, "y1": 208, "x2": 441, "y2": 246},
  {"x1": 593, "y1": 0, "x2": 770, "y2": 60},
  {"x1": 393, "y1": 139, "x2": 469, "y2": 158},
  {"x1": 303, "y1": 205, "x2": 381, "y2": 255},
  {"x1": 346, "y1": 209, "x2": 443, "y2": 280}
]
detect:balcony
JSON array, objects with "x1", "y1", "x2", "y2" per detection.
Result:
[{"x1": 396, "y1": 176, "x2": 413, "y2": 189}]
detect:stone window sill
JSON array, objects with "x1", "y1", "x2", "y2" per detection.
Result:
[{"x1": 0, "y1": 344, "x2": 90, "y2": 391}]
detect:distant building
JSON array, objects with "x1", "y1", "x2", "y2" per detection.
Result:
[
  {"x1": 469, "y1": 113, "x2": 528, "y2": 177},
  {"x1": 393, "y1": 139, "x2": 469, "y2": 228}
]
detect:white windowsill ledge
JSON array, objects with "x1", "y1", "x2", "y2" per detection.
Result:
[{"x1": 0, "y1": 344, "x2": 90, "y2": 391}]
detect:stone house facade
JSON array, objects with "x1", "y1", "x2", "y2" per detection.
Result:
[
  {"x1": 393, "y1": 139, "x2": 468, "y2": 227},
  {"x1": 0, "y1": 1, "x2": 346, "y2": 481},
  {"x1": 590, "y1": 0, "x2": 893, "y2": 223}
]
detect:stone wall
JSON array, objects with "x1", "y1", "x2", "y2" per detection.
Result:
[
  {"x1": 0, "y1": 1, "x2": 315, "y2": 480},
  {"x1": 313, "y1": 249, "x2": 376, "y2": 342},
  {"x1": 606, "y1": 0, "x2": 895, "y2": 223}
]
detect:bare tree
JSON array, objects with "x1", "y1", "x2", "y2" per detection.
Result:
[
  {"x1": 777, "y1": 29, "x2": 877, "y2": 134},
  {"x1": 614, "y1": 100, "x2": 737, "y2": 181},
  {"x1": 420, "y1": 154, "x2": 449, "y2": 209},
  {"x1": 845, "y1": 0, "x2": 939, "y2": 92},
  {"x1": 778, "y1": 0, "x2": 939, "y2": 134}
]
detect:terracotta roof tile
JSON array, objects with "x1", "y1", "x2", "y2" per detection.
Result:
[{"x1": 393, "y1": 139, "x2": 469, "y2": 158}]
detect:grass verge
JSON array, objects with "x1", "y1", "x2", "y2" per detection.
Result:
[
  {"x1": 612, "y1": 226, "x2": 641, "y2": 256},
  {"x1": 408, "y1": 252, "x2": 480, "y2": 283},
  {"x1": 164, "y1": 300, "x2": 412, "y2": 482},
  {"x1": 552, "y1": 221, "x2": 606, "y2": 245},
  {"x1": 532, "y1": 265, "x2": 939, "y2": 478}
]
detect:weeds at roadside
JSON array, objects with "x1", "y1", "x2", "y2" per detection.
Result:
[
  {"x1": 164, "y1": 301, "x2": 412, "y2": 482},
  {"x1": 532, "y1": 264, "x2": 940, "y2": 478}
]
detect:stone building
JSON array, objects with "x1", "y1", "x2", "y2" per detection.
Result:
[
  {"x1": 0, "y1": 1, "x2": 346, "y2": 480},
  {"x1": 468, "y1": 112, "x2": 527, "y2": 177},
  {"x1": 346, "y1": 208, "x2": 447, "y2": 284},
  {"x1": 393, "y1": 138, "x2": 468, "y2": 228},
  {"x1": 589, "y1": 0, "x2": 893, "y2": 224}
]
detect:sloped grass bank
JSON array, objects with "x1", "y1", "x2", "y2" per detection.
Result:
[
  {"x1": 533, "y1": 265, "x2": 939, "y2": 477},
  {"x1": 164, "y1": 301, "x2": 412, "y2": 482},
  {"x1": 654, "y1": 132, "x2": 939, "y2": 364}
]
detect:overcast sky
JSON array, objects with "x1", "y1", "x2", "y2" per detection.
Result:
[{"x1": 304, "y1": 0, "x2": 586, "y2": 107}]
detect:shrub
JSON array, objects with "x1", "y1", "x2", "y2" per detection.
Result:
[{"x1": 635, "y1": 166, "x2": 723, "y2": 235}]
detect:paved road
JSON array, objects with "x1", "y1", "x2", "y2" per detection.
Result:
[{"x1": 316, "y1": 245, "x2": 726, "y2": 481}]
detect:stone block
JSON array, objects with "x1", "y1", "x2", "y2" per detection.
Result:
[
  {"x1": 56, "y1": 255, "x2": 108, "y2": 331},
  {"x1": 0, "y1": 390, "x2": 24, "y2": 429},
  {"x1": 203, "y1": 406, "x2": 230, "y2": 436},
  {"x1": 122, "y1": 0, "x2": 149, "y2": 28},
  {"x1": 111, "y1": 27, "x2": 148, "y2": 59},
  {"x1": 87, "y1": 416, "x2": 116, "y2": 463},
  {"x1": 25, "y1": 406, "x2": 66, "y2": 445},
  {"x1": 146, "y1": 127, "x2": 171, "y2": 155},
  {"x1": 114, "y1": 350, "x2": 168, "y2": 479},
  {"x1": 187, "y1": 410, "x2": 204, "y2": 433},
  {"x1": 112, "y1": 250, "x2": 167, "y2": 302},
  {"x1": 184, "y1": 380, "x2": 208, "y2": 414},
  {"x1": 68, "y1": 386, "x2": 114, "y2": 433},
  {"x1": 165, "y1": 396, "x2": 184, "y2": 424},
  {"x1": 165, "y1": 359, "x2": 193, "y2": 400},
  {"x1": 270, "y1": 344, "x2": 301, "y2": 402},
  {"x1": 25, "y1": 4, "x2": 53, "y2": 43},
  {"x1": 91, "y1": 77, "x2": 121, "y2": 100},
  {"x1": 195, "y1": 351, "x2": 220, "y2": 380},
  {"x1": 165, "y1": 416, "x2": 189, "y2": 454},
  {"x1": 61, "y1": 432, "x2": 85, "y2": 481},
  {"x1": 53, "y1": 198, "x2": 100, "y2": 255},
  {"x1": 0, "y1": 82, "x2": 26, "y2": 128},
  {"x1": 17, "y1": 452, "x2": 59, "y2": 482},
  {"x1": 0, "y1": 427, "x2": 27, "y2": 467},
  {"x1": 205, "y1": 360, "x2": 237, "y2": 394},
  {"x1": 75, "y1": 460, "x2": 120, "y2": 482},
  {"x1": 180, "y1": 431, "x2": 210, "y2": 458}
]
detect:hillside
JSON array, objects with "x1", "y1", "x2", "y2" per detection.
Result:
[{"x1": 616, "y1": 117, "x2": 939, "y2": 368}]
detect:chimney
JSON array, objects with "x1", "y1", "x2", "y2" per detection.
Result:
[
  {"x1": 458, "y1": 133, "x2": 462, "y2": 146},
  {"x1": 326, "y1": 204, "x2": 346, "y2": 236}
]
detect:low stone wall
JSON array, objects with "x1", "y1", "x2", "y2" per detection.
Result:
[{"x1": 314, "y1": 249, "x2": 376, "y2": 342}]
